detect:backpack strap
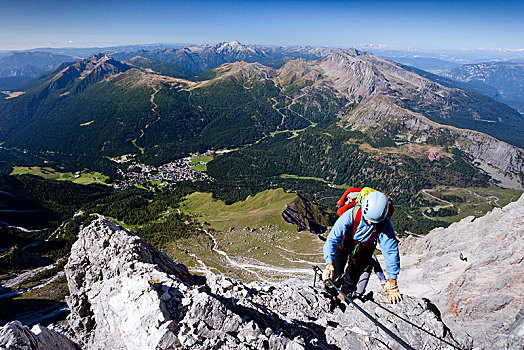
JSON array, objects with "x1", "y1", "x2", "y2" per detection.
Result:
[
  {"x1": 352, "y1": 206, "x2": 362, "y2": 238},
  {"x1": 338, "y1": 206, "x2": 362, "y2": 251}
]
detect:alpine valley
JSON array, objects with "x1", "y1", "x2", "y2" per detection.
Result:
[{"x1": 0, "y1": 41, "x2": 523, "y2": 349}]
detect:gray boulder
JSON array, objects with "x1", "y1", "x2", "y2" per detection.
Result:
[{"x1": 0, "y1": 321, "x2": 78, "y2": 350}]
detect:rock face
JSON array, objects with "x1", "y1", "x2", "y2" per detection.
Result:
[
  {"x1": 0, "y1": 321, "x2": 77, "y2": 350},
  {"x1": 282, "y1": 194, "x2": 335, "y2": 234},
  {"x1": 64, "y1": 218, "x2": 199, "y2": 349},
  {"x1": 400, "y1": 193, "x2": 524, "y2": 349},
  {"x1": 60, "y1": 217, "x2": 465, "y2": 350},
  {"x1": 5, "y1": 203, "x2": 522, "y2": 349}
]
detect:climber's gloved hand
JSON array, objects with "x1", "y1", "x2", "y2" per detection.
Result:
[
  {"x1": 322, "y1": 263, "x2": 334, "y2": 281},
  {"x1": 384, "y1": 279, "x2": 402, "y2": 304}
]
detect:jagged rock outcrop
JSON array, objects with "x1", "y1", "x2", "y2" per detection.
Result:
[
  {"x1": 59, "y1": 217, "x2": 466, "y2": 349},
  {"x1": 64, "y1": 218, "x2": 199, "y2": 349},
  {"x1": 282, "y1": 194, "x2": 335, "y2": 234},
  {"x1": 400, "y1": 193, "x2": 524, "y2": 349},
  {"x1": 0, "y1": 321, "x2": 77, "y2": 350}
]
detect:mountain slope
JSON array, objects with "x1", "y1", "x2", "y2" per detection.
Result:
[
  {"x1": 0, "y1": 51, "x2": 77, "y2": 90},
  {"x1": 0, "y1": 54, "x2": 339, "y2": 166},
  {"x1": 0, "y1": 49, "x2": 523, "y2": 191},
  {"x1": 318, "y1": 50, "x2": 524, "y2": 149},
  {"x1": 444, "y1": 59, "x2": 524, "y2": 113}
]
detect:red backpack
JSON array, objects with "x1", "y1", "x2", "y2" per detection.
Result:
[{"x1": 336, "y1": 187, "x2": 395, "y2": 218}]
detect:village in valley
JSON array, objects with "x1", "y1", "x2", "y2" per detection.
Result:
[{"x1": 112, "y1": 153, "x2": 213, "y2": 190}]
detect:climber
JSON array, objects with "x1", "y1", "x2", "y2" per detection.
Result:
[{"x1": 322, "y1": 191, "x2": 402, "y2": 304}]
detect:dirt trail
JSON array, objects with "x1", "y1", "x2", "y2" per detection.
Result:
[
  {"x1": 203, "y1": 229, "x2": 269, "y2": 282},
  {"x1": 131, "y1": 85, "x2": 160, "y2": 154},
  {"x1": 203, "y1": 229, "x2": 317, "y2": 281},
  {"x1": 271, "y1": 97, "x2": 287, "y2": 130},
  {"x1": 421, "y1": 189, "x2": 454, "y2": 208}
]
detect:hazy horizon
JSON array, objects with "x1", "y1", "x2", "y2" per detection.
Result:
[
  {"x1": 2, "y1": 41, "x2": 524, "y2": 53},
  {"x1": 1, "y1": 0, "x2": 523, "y2": 52}
]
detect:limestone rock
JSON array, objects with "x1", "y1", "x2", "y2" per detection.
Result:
[
  {"x1": 64, "y1": 217, "x2": 197, "y2": 349},
  {"x1": 0, "y1": 321, "x2": 78, "y2": 350},
  {"x1": 61, "y1": 216, "x2": 470, "y2": 349},
  {"x1": 0, "y1": 321, "x2": 38, "y2": 350},
  {"x1": 400, "y1": 193, "x2": 524, "y2": 348}
]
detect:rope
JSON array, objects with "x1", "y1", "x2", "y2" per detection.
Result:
[
  {"x1": 368, "y1": 298, "x2": 462, "y2": 349},
  {"x1": 312, "y1": 266, "x2": 415, "y2": 350}
]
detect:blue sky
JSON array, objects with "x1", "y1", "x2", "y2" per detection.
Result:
[{"x1": 1, "y1": 0, "x2": 523, "y2": 50}]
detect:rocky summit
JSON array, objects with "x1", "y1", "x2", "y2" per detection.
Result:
[{"x1": 1, "y1": 215, "x2": 476, "y2": 350}]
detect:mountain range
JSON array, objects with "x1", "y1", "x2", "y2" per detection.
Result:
[
  {"x1": 444, "y1": 59, "x2": 524, "y2": 113},
  {"x1": 111, "y1": 40, "x2": 328, "y2": 74},
  {"x1": 0, "y1": 43, "x2": 522, "y2": 191},
  {"x1": 0, "y1": 52, "x2": 77, "y2": 90}
]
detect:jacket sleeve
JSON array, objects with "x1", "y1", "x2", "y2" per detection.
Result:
[
  {"x1": 323, "y1": 208, "x2": 353, "y2": 264},
  {"x1": 378, "y1": 219, "x2": 400, "y2": 280}
]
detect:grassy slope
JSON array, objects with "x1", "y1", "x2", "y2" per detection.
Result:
[
  {"x1": 10, "y1": 166, "x2": 109, "y2": 185},
  {"x1": 179, "y1": 188, "x2": 297, "y2": 231},
  {"x1": 172, "y1": 188, "x2": 326, "y2": 282}
]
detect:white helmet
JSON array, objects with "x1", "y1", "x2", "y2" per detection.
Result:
[{"x1": 362, "y1": 191, "x2": 388, "y2": 224}]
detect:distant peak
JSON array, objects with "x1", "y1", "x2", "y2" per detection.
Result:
[
  {"x1": 88, "y1": 53, "x2": 113, "y2": 62},
  {"x1": 215, "y1": 40, "x2": 256, "y2": 54},
  {"x1": 222, "y1": 40, "x2": 242, "y2": 46}
]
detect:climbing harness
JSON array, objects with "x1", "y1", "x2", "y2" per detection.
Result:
[
  {"x1": 312, "y1": 265, "x2": 463, "y2": 350},
  {"x1": 312, "y1": 265, "x2": 415, "y2": 350}
]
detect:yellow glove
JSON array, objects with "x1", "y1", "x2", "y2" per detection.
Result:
[
  {"x1": 384, "y1": 279, "x2": 402, "y2": 304},
  {"x1": 323, "y1": 263, "x2": 334, "y2": 280}
]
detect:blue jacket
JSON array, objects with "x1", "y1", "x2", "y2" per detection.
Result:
[{"x1": 323, "y1": 207, "x2": 400, "y2": 279}]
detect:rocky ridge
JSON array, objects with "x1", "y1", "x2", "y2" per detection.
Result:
[
  {"x1": 282, "y1": 194, "x2": 335, "y2": 234},
  {"x1": 314, "y1": 51, "x2": 524, "y2": 188},
  {"x1": 343, "y1": 94, "x2": 524, "y2": 188},
  {"x1": 2, "y1": 216, "x2": 470, "y2": 349},
  {"x1": 400, "y1": 193, "x2": 524, "y2": 348}
]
